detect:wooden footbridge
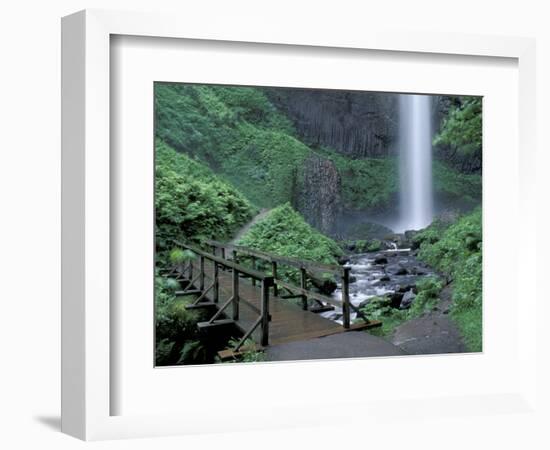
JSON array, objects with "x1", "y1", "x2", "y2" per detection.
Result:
[{"x1": 169, "y1": 240, "x2": 381, "y2": 357}]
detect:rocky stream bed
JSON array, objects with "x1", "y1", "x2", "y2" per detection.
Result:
[{"x1": 322, "y1": 246, "x2": 435, "y2": 324}]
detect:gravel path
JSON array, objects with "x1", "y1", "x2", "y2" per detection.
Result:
[
  {"x1": 390, "y1": 284, "x2": 467, "y2": 354},
  {"x1": 264, "y1": 331, "x2": 406, "y2": 362},
  {"x1": 230, "y1": 209, "x2": 272, "y2": 244}
]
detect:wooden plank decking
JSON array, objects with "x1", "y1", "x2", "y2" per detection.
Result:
[{"x1": 190, "y1": 259, "x2": 345, "y2": 345}]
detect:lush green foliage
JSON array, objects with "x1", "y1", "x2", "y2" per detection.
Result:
[
  {"x1": 238, "y1": 203, "x2": 342, "y2": 264},
  {"x1": 155, "y1": 83, "x2": 306, "y2": 208},
  {"x1": 313, "y1": 148, "x2": 398, "y2": 211},
  {"x1": 407, "y1": 276, "x2": 444, "y2": 317},
  {"x1": 416, "y1": 209, "x2": 482, "y2": 351},
  {"x1": 222, "y1": 123, "x2": 311, "y2": 207},
  {"x1": 237, "y1": 204, "x2": 342, "y2": 283},
  {"x1": 359, "y1": 296, "x2": 407, "y2": 336},
  {"x1": 155, "y1": 141, "x2": 255, "y2": 257},
  {"x1": 155, "y1": 271, "x2": 209, "y2": 365},
  {"x1": 341, "y1": 239, "x2": 383, "y2": 253},
  {"x1": 433, "y1": 161, "x2": 482, "y2": 206},
  {"x1": 434, "y1": 97, "x2": 482, "y2": 158},
  {"x1": 417, "y1": 209, "x2": 482, "y2": 277}
]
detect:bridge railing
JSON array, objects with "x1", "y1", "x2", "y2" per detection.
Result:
[
  {"x1": 205, "y1": 240, "x2": 355, "y2": 329},
  {"x1": 173, "y1": 241, "x2": 274, "y2": 349}
]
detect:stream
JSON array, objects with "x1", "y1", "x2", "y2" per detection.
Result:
[{"x1": 321, "y1": 248, "x2": 435, "y2": 324}]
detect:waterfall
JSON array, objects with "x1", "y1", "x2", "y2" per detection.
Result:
[{"x1": 399, "y1": 94, "x2": 434, "y2": 231}]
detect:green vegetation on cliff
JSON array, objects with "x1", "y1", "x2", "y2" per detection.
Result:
[
  {"x1": 433, "y1": 160, "x2": 482, "y2": 205},
  {"x1": 156, "y1": 83, "x2": 307, "y2": 209},
  {"x1": 434, "y1": 97, "x2": 482, "y2": 159},
  {"x1": 156, "y1": 83, "x2": 480, "y2": 215}
]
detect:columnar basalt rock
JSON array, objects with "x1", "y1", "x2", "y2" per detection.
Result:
[
  {"x1": 266, "y1": 88, "x2": 398, "y2": 158},
  {"x1": 299, "y1": 155, "x2": 342, "y2": 235}
]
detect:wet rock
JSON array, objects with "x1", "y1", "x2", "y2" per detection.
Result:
[
  {"x1": 310, "y1": 276, "x2": 338, "y2": 295},
  {"x1": 390, "y1": 292, "x2": 404, "y2": 308},
  {"x1": 386, "y1": 264, "x2": 408, "y2": 276},
  {"x1": 410, "y1": 266, "x2": 426, "y2": 276},
  {"x1": 380, "y1": 275, "x2": 391, "y2": 282},
  {"x1": 397, "y1": 284, "x2": 418, "y2": 294},
  {"x1": 404, "y1": 230, "x2": 417, "y2": 242},
  {"x1": 374, "y1": 256, "x2": 388, "y2": 265},
  {"x1": 338, "y1": 256, "x2": 350, "y2": 265},
  {"x1": 400, "y1": 289, "x2": 416, "y2": 309}
]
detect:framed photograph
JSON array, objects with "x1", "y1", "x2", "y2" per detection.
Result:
[{"x1": 62, "y1": 9, "x2": 537, "y2": 440}]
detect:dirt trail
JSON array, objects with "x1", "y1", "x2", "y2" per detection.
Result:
[
  {"x1": 390, "y1": 284, "x2": 467, "y2": 354},
  {"x1": 230, "y1": 208, "x2": 272, "y2": 244}
]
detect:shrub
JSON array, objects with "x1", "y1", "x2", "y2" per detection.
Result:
[
  {"x1": 407, "y1": 276, "x2": 443, "y2": 317},
  {"x1": 418, "y1": 208, "x2": 481, "y2": 277},
  {"x1": 155, "y1": 141, "x2": 255, "y2": 258},
  {"x1": 237, "y1": 203, "x2": 342, "y2": 283},
  {"x1": 155, "y1": 271, "x2": 207, "y2": 365}
]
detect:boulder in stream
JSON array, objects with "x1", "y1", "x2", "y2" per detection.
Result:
[
  {"x1": 400, "y1": 289, "x2": 416, "y2": 309},
  {"x1": 374, "y1": 255, "x2": 388, "y2": 265},
  {"x1": 386, "y1": 263, "x2": 409, "y2": 276}
]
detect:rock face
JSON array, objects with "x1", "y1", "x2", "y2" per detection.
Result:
[
  {"x1": 266, "y1": 88, "x2": 481, "y2": 174},
  {"x1": 298, "y1": 155, "x2": 342, "y2": 235},
  {"x1": 266, "y1": 88, "x2": 398, "y2": 158}
]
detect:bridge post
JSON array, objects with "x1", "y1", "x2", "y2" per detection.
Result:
[
  {"x1": 300, "y1": 267, "x2": 308, "y2": 310},
  {"x1": 342, "y1": 267, "x2": 351, "y2": 329},
  {"x1": 199, "y1": 255, "x2": 205, "y2": 291},
  {"x1": 251, "y1": 256, "x2": 257, "y2": 286},
  {"x1": 260, "y1": 279, "x2": 270, "y2": 346},
  {"x1": 188, "y1": 259, "x2": 193, "y2": 281},
  {"x1": 271, "y1": 261, "x2": 278, "y2": 296},
  {"x1": 213, "y1": 261, "x2": 219, "y2": 303},
  {"x1": 232, "y1": 266, "x2": 240, "y2": 321}
]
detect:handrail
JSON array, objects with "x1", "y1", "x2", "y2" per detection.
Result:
[
  {"x1": 275, "y1": 279, "x2": 343, "y2": 308},
  {"x1": 205, "y1": 239, "x2": 352, "y2": 327},
  {"x1": 173, "y1": 240, "x2": 273, "y2": 348},
  {"x1": 205, "y1": 239, "x2": 344, "y2": 275},
  {"x1": 171, "y1": 240, "x2": 354, "y2": 349},
  {"x1": 173, "y1": 240, "x2": 274, "y2": 282}
]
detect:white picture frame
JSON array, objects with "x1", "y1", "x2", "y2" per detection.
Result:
[{"x1": 61, "y1": 9, "x2": 538, "y2": 441}]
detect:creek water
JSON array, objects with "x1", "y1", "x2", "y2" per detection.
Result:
[{"x1": 322, "y1": 249, "x2": 435, "y2": 325}]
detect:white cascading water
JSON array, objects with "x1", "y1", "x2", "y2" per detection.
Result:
[{"x1": 399, "y1": 94, "x2": 434, "y2": 231}]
